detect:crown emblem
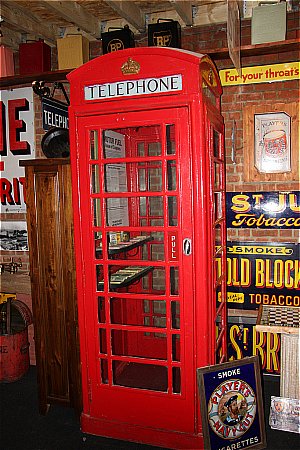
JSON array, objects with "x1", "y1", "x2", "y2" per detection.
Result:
[{"x1": 121, "y1": 57, "x2": 140, "y2": 75}]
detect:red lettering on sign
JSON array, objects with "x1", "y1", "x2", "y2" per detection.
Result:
[{"x1": 8, "y1": 98, "x2": 30, "y2": 155}]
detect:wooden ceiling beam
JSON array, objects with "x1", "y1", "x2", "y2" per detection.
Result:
[
  {"x1": 1, "y1": 2, "x2": 57, "y2": 45},
  {"x1": 0, "y1": 25, "x2": 22, "y2": 52},
  {"x1": 43, "y1": 0, "x2": 100, "y2": 38},
  {"x1": 104, "y1": 1, "x2": 146, "y2": 32},
  {"x1": 169, "y1": 1, "x2": 193, "y2": 26}
]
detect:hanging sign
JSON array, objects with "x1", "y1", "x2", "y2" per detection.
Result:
[
  {"x1": 216, "y1": 242, "x2": 299, "y2": 310},
  {"x1": 0, "y1": 87, "x2": 35, "y2": 213},
  {"x1": 197, "y1": 356, "x2": 266, "y2": 450},
  {"x1": 42, "y1": 97, "x2": 69, "y2": 131},
  {"x1": 226, "y1": 191, "x2": 300, "y2": 229},
  {"x1": 219, "y1": 61, "x2": 299, "y2": 86}
]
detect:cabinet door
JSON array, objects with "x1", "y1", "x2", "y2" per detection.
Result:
[
  {"x1": 25, "y1": 163, "x2": 78, "y2": 413},
  {"x1": 74, "y1": 108, "x2": 196, "y2": 433}
]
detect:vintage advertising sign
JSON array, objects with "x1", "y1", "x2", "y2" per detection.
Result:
[
  {"x1": 197, "y1": 356, "x2": 266, "y2": 450},
  {"x1": 269, "y1": 397, "x2": 300, "y2": 434},
  {"x1": 226, "y1": 191, "x2": 300, "y2": 229},
  {"x1": 42, "y1": 97, "x2": 69, "y2": 131},
  {"x1": 219, "y1": 61, "x2": 299, "y2": 86},
  {"x1": 0, "y1": 87, "x2": 35, "y2": 213},
  {"x1": 254, "y1": 112, "x2": 291, "y2": 174},
  {"x1": 226, "y1": 320, "x2": 280, "y2": 375},
  {"x1": 84, "y1": 74, "x2": 182, "y2": 100},
  {"x1": 216, "y1": 242, "x2": 299, "y2": 310}
]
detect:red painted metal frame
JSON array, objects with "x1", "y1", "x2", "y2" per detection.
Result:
[{"x1": 67, "y1": 47, "x2": 227, "y2": 449}]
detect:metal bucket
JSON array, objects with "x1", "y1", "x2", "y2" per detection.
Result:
[{"x1": 0, "y1": 298, "x2": 33, "y2": 383}]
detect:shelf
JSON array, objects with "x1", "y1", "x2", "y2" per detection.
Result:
[
  {"x1": 98, "y1": 265, "x2": 154, "y2": 289},
  {"x1": 0, "y1": 69, "x2": 71, "y2": 88},
  {"x1": 1, "y1": 38, "x2": 298, "y2": 88},
  {"x1": 96, "y1": 235, "x2": 153, "y2": 256},
  {"x1": 204, "y1": 38, "x2": 300, "y2": 60}
]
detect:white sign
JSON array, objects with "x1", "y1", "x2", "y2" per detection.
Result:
[
  {"x1": 104, "y1": 130, "x2": 129, "y2": 228},
  {"x1": 0, "y1": 87, "x2": 35, "y2": 213},
  {"x1": 254, "y1": 112, "x2": 291, "y2": 173},
  {"x1": 85, "y1": 74, "x2": 182, "y2": 100}
]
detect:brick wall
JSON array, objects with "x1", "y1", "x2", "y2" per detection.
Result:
[{"x1": 1, "y1": 11, "x2": 299, "y2": 365}]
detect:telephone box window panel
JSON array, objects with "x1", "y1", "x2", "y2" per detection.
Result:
[{"x1": 67, "y1": 48, "x2": 227, "y2": 449}]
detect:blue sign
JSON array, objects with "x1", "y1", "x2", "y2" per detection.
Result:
[
  {"x1": 226, "y1": 191, "x2": 300, "y2": 229},
  {"x1": 42, "y1": 97, "x2": 69, "y2": 131},
  {"x1": 197, "y1": 357, "x2": 266, "y2": 450}
]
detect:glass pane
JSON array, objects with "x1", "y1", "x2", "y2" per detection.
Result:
[
  {"x1": 104, "y1": 162, "x2": 163, "y2": 193},
  {"x1": 98, "y1": 297, "x2": 105, "y2": 323},
  {"x1": 167, "y1": 160, "x2": 177, "y2": 191},
  {"x1": 110, "y1": 298, "x2": 167, "y2": 327},
  {"x1": 90, "y1": 130, "x2": 98, "y2": 160},
  {"x1": 106, "y1": 197, "x2": 129, "y2": 227},
  {"x1": 103, "y1": 130, "x2": 125, "y2": 159},
  {"x1": 100, "y1": 359, "x2": 108, "y2": 384},
  {"x1": 106, "y1": 232, "x2": 159, "y2": 259},
  {"x1": 214, "y1": 162, "x2": 221, "y2": 189},
  {"x1": 94, "y1": 231, "x2": 103, "y2": 259},
  {"x1": 91, "y1": 165, "x2": 100, "y2": 193},
  {"x1": 107, "y1": 265, "x2": 166, "y2": 295},
  {"x1": 96, "y1": 265, "x2": 104, "y2": 291},
  {"x1": 170, "y1": 267, "x2": 179, "y2": 295},
  {"x1": 113, "y1": 361, "x2": 168, "y2": 391},
  {"x1": 215, "y1": 224, "x2": 222, "y2": 248},
  {"x1": 148, "y1": 142, "x2": 161, "y2": 156},
  {"x1": 111, "y1": 330, "x2": 167, "y2": 359},
  {"x1": 172, "y1": 334, "x2": 180, "y2": 361},
  {"x1": 214, "y1": 192, "x2": 222, "y2": 221},
  {"x1": 172, "y1": 367, "x2": 181, "y2": 393},
  {"x1": 168, "y1": 196, "x2": 178, "y2": 226},
  {"x1": 99, "y1": 328, "x2": 107, "y2": 353},
  {"x1": 171, "y1": 301, "x2": 180, "y2": 329},
  {"x1": 213, "y1": 129, "x2": 220, "y2": 158},
  {"x1": 93, "y1": 198, "x2": 102, "y2": 227},
  {"x1": 166, "y1": 124, "x2": 176, "y2": 155},
  {"x1": 102, "y1": 126, "x2": 162, "y2": 159},
  {"x1": 104, "y1": 163, "x2": 128, "y2": 193},
  {"x1": 138, "y1": 142, "x2": 145, "y2": 156}
]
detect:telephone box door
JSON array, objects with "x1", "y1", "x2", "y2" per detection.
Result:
[{"x1": 76, "y1": 106, "x2": 197, "y2": 435}]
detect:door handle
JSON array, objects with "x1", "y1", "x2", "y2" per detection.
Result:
[{"x1": 183, "y1": 238, "x2": 192, "y2": 256}]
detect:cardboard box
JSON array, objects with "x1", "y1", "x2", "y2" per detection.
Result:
[
  {"x1": 57, "y1": 35, "x2": 89, "y2": 70},
  {"x1": 19, "y1": 39, "x2": 51, "y2": 75},
  {"x1": 251, "y1": 2, "x2": 286, "y2": 45}
]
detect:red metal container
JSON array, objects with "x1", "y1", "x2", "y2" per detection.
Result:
[
  {"x1": 0, "y1": 299, "x2": 32, "y2": 383},
  {"x1": 19, "y1": 39, "x2": 51, "y2": 75}
]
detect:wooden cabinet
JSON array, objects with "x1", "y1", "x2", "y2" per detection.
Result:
[{"x1": 19, "y1": 158, "x2": 82, "y2": 415}]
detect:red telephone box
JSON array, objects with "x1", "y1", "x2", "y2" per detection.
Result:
[{"x1": 67, "y1": 47, "x2": 227, "y2": 449}]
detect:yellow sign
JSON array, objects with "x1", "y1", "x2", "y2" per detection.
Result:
[{"x1": 219, "y1": 62, "x2": 300, "y2": 86}]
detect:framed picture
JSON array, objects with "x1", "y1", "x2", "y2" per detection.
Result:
[
  {"x1": 254, "y1": 111, "x2": 291, "y2": 173},
  {"x1": 243, "y1": 102, "x2": 299, "y2": 182},
  {"x1": 197, "y1": 356, "x2": 266, "y2": 450}
]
